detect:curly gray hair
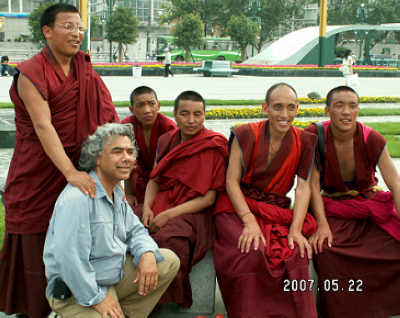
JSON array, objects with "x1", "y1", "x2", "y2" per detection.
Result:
[{"x1": 79, "y1": 123, "x2": 137, "y2": 172}]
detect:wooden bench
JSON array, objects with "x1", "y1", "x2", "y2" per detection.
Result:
[{"x1": 194, "y1": 60, "x2": 239, "y2": 77}]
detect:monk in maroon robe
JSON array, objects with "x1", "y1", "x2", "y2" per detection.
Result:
[
  {"x1": 214, "y1": 83, "x2": 318, "y2": 317},
  {"x1": 305, "y1": 86, "x2": 400, "y2": 318},
  {"x1": 142, "y1": 91, "x2": 228, "y2": 308},
  {"x1": 0, "y1": 4, "x2": 118, "y2": 317},
  {"x1": 121, "y1": 86, "x2": 176, "y2": 209}
]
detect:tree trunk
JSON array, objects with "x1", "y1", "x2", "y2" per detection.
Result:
[
  {"x1": 185, "y1": 46, "x2": 190, "y2": 63},
  {"x1": 118, "y1": 43, "x2": 123, "y2": 63},
  {"x1": 241, "y1": 47, "x2": 246, "y2": 62}
]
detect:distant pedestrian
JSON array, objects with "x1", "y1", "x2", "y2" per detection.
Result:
[
  {"x1": 1, "y1": 55, "x2": 10, "y2": 76},
  {"x1": 342, "y1": 49, "x2": 353, "y2": 86},
  {"x1": 151, "y1": 50, "x2": 155, "y2": 61},
  {"x1": 164, "y1": 48, "x2": 173, "y2": 77}
]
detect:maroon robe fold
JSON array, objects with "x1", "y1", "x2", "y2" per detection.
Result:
[
  {"x1": 0, "y1": 45, "x2": 118, "y2": 317},
  {"x1": 214, "y1": 121, "x2": 318, "y2": 318},
  {"x1": 149, "y1": 128, "x2": 228, "y2": 307},
  {"x1": 121, "y1": 113, "x2": 176, "y2": 204},
  {"x1": 305, "y1": 121, "x2": 400, "y2": 318}
]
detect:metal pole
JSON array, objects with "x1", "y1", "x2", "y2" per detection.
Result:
[{"x1": 318, "y1": 0, "x2": 328, "y2": 67}]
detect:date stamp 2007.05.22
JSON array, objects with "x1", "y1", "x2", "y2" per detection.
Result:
[{"x1": 283, "y1": 279, "x2": 363, "y2": 292}]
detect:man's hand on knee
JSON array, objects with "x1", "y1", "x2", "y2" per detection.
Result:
[
  {"x1": 134, "y1": 251, "x2": 158, "y2": 296},
  {"x1": 92, "y1": 294, "x2": 124, "y2": 317}
]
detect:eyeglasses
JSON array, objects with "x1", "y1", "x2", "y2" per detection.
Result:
[{"x1": 53, "y1": 21, "x2": 86, "y2": 34}]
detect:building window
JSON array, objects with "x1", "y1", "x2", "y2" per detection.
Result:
[{"x1": 11, "y1": 0, "x2": 20, "y2": 12}]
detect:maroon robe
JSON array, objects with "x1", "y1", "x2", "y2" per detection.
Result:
[
  {"x1": 214, "y1": 121, "x2": 318, "y2": 318},
  {"x1": 149, "y1": 128, "x2": 228, "y2": 307},
  {"x1": 0, "y1": 45, "x2": 118, "y2": 317},
  {"x1": 305, "y1": 121, "x2": 400, "y2": 318},
  {"x1": 121, "y1": 113, "x2": 176, "y2": 204}
]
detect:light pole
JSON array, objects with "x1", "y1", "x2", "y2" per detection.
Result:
[
  {"x1": 248, "y1": 1, "x2": 261, "y2": 57},
  {"x1": 106, "y1": 0, "x2": 116, "y2": 63},
  {"x1": 356, "y1": 3, "x2": 367, "y2": 59}
]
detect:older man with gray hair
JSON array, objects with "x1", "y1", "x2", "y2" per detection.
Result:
[{"x1": 43, "y1": 123, "x2": 179, "y2": 317}]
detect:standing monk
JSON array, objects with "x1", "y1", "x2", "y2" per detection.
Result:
[
  {"x1": 142, "y1": 91, "x2": 228, "y2": 307},
  {"x1": 121, "y1": 86, "x2": 176, "y2": 210},
  {"x1": 305, "y1": 86, "x2": 400, "y2": 318},
  {"x1": 214, "y1": 83, "x2": 318, "y2": 317},
  {"x1": 0, "y1": 4, "x2": 119, "y2": 317}
]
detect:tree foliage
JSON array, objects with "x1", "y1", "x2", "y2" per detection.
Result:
[
  {"x1": 90, "y1": 14, "x2": 100, "y2": 36},
  {"x1": 28, "y1": 2, "x2": 54, "y2": 47},
  {"x1": 173, "y1": 13, "x2": 204, "y2": 62},
  {"x1": 104, "y1": 7, "x2": 139, "y2": 62},
  {"x1": 227, "y1": 15, "x2": 259, "y2": 60}
]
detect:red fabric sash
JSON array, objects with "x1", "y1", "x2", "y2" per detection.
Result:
[
  {"x1": 214, "y1": 193, "x2": 317, "y2": 269},
  {"x1": 323, "y1": 191, "x2": 400, "y2": 241},
  {"x1": 5, "y1": 45, "x2": 118, "y2": 234},
  {"x1": 150, "y1": 128, "x2": 228, "y2": 216},
  {"x1": 121, "y1": 113, "x2": 176, "y2": 203}
]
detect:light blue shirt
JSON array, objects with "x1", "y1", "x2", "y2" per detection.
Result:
[{"x1": 43, "y1": 171, "x2": 164, "y2": 306}]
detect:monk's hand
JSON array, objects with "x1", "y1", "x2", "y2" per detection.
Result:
[
  {"x1": 65, "y1": 169, "x2": 97, "y2": 199},
  {"x1": 288, "y1": 229, "x2": 312, "y2": 260},
  {"x1": 92, "y1": 294, "x2": 124, "y2": 318},
  {"x1": 238, "y1": 213, "x2": 266, "y2": 253},
  {"x1": 308, "y1": 223, "x2": 332, "y2": 254},
  {"x1": 134, "y1": 251, "x2": 158, "y2": 296},
  {"x1": 142, "y1": 206, "x2": 154, "y2": 228},
  {"x1": 149, "y1": 211, "x2": 171, "y2": 234},
  {"x1": 126, "y1": 194, "x2": 138, "y2": 208}
]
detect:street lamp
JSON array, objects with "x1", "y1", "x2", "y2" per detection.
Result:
[
  {"x1": 248, "y1": 1, "x2": 261, "y2": 57},
  {"x1": 356, "y1": 3, "x2": 367, "y2": 60},
  {"x1": 106, "y1": 0, "x2": 116, "y2": 63}
]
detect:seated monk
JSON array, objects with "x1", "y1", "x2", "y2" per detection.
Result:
[
  {"x1": 141, "y1": 90, "x2": 229, "y2": 307},
  {"x1": 213, "y1": 83, "x2": 318, "y2": 317},
  {"x1": 121, "y1": 86, "x2": 176, "y2": 209},
  {"x1": 305, "y1": 86, "x2": 400, "y2": 318}
]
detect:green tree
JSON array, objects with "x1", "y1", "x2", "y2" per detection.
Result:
[
  {"x1": 256, "y1": 0, "x2": 289, "y2": 52},
  {"x1": 90, "y1": 14, "x2": 100, "y2": 37},
  {"x1": 227, "y1": 15, "x2": 258, "y2": 61},
  {"x1": 28, "y1": 2, "x2": 54, "y2": 47},
  {"x1": 173, "y1": 13, "x2": 204, "y2": 62},
  {"x1": 160, "y1": 0, "x2": 223, "y2": 36},
  {"x1": 104, "y1": 7, "x2": 139, "y2": 62}
]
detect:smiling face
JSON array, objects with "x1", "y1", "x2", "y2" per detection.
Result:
[
  {"x1": 95, "y1": 135, "x2": 135, "y2": 189},
  {"x1": 42, "y1": 11, "x2": 84, "y2": 62},
  {"x1": 174, "y1": 99, "x2": 205, "y2": 142},
  {"x1": 262, "y1": 86, "x2": 298, "y2": 137},
  {"x1": 325, "y1": 90, "x2": 360, "y2": 134},
  {"x1": 130, "y1": 92, "x2": 161, "y2": 129}
]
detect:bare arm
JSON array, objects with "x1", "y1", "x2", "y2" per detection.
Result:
[
  {"x1": 18, "y1": 74, "x2": 96, "y2": 198},
  {"x1": 377, "y1": 147, "x2": 400, "y2": 218},
  {"x1": 226, "y1": 138, "x2": 266, "y2": 253},
  {"x1": 142, "y1": 160, "x2": 160, "y2": 227},
  {"x1": 287, "y1": 175, "x2": 313, "y2": 259},
  {"x1": 307, "y1": 162, "x2": 332, "y2": 254},
  {"x1": 124, "y1": 173, "x2": 138, "y2": 208}
]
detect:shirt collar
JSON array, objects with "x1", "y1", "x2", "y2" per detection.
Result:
[{"x1": 89, "y1": 170, "x2": 124, "y2": 205}]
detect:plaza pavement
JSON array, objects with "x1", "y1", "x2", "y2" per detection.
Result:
[{"x1": 1, "y1": 74, "x2": 400, "y2": 317}]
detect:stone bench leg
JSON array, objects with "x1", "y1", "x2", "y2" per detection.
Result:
[{"x1": 179, "y1": 249, "x2": 216, "y2": 314}]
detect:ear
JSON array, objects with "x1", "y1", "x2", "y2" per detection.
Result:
[
  {"x1": 262, "y1": 102, "x2": 269, "y2": 115},
  {"x1": 96, "y1": 156, "x2": 101, "y2": 167},
  {"x1": 42, "y1": 24, "x2": 53, "y2": 39},
  {"x1": 325, "y1": 106, "x2": 330, "y2": 117},
  {"x1": 157, "y1": 101, "x2": 161, "y2": 112},
  {"x1": 129, "y1": 106, "x2": 134, "y2": 114}
]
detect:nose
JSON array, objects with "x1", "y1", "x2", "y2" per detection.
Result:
[
  {"x1": 188, "y1": 113, "x2": 195, "y2": 123},
  {"x1": 342, "y1": 105, "x2": 351, "y2": 114},
  {"x1": 143, "y1": 104, "x2": 151, "y2": 113}
]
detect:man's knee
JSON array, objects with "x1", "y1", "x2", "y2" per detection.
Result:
[{"x1": 158, "y1": 248, "x2": 180, "y2": 277}]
